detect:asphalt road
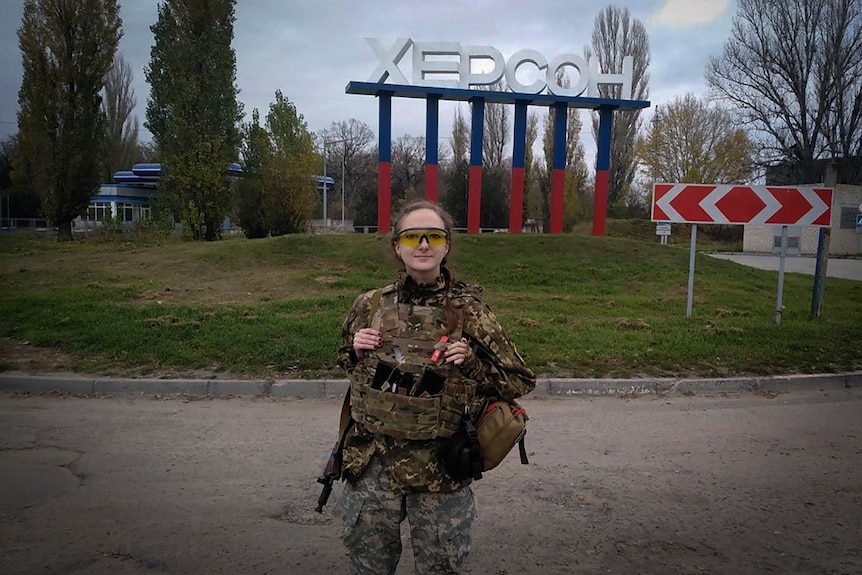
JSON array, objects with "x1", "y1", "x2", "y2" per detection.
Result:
[
  {"x1": 2, "y1": 389, "x2": 860, "y2": 574},
  {"x1": 708, "y1": 253, "x2": 862, "y2": 281}
]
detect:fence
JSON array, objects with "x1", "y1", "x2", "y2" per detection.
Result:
[{"x1": 1, "y1": 218, "x2": 52, "y2": 233}]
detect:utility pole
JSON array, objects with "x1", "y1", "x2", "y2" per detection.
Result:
[{"x1": 322, "y1": 137, "x2": 349, "y2": 232}]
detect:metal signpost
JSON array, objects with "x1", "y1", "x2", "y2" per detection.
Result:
[
  {"x1": 652, "y1": 183, "x2": 834, "y2": 324},
  {"x1": 655, "y1": 221, "x2": 671, "y2": 245},
  {"x1": 322, "y1": 138, "x2": 349, "y2": 232}
]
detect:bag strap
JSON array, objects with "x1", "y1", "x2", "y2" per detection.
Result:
[
  {"x1": 464, "y1": 418, "x2": 484, "y2": 480},
  {"x1": 517, "y1": 431, "x2": 529, "y2": 465}
]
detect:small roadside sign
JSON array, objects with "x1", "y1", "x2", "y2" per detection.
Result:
[{"x1": 655, "y1": 222, "x2": 671, "y2": 236}]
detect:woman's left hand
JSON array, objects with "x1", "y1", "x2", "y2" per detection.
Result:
[{"x1": 444, "y1": 337, "x2": 471, "y2": 366}]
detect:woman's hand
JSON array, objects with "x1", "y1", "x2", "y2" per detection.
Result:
[
  {"x1": 352, "y1": 328, "x2": 382, "y2": 360},
  {"x1": 444, "y1": 337, "x2": 472, "y2": 366}
]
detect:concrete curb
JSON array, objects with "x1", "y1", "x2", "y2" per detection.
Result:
[{"x1": 0, "y1": 371, "x2": 858, "y2": 399}]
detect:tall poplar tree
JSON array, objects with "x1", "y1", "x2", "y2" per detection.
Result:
[
  {"x1": 586, "y1": 5, "x2": 651, "y2": 212},
  {"x1": 441, "y1": 105, "x2": 470, "y2": 227},
  {"x1": 145, "y1": 0, "x2": 243, "y2": 241},
  {"x1": 102, "y1": 54, "x2": 141, "y2": 183},
  {"x1": 15, "y1": 0, "x2": 122, "y2": 241}
]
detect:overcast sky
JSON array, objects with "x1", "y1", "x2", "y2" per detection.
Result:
[{"x1": 0, "y1": 0, "x2": 735, "y2": 169}]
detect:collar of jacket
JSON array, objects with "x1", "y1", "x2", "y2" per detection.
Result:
[{"x1": 396, "y1": 266, "x2": 451, "y2": 304}]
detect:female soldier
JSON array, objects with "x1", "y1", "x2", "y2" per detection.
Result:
[{"x1": 337, "y1": 200, "x2": 535, "y2": 575}]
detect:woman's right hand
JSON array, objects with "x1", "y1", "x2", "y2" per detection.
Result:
[{"x1": 352, "y1": 328, "x2": 382, "y2": 359}]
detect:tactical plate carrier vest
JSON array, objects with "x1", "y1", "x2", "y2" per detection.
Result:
[{"x1": 349, "y1": 285, "x2": 477, "y2": 441}]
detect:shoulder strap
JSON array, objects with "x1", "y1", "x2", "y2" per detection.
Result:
[
  {"x1": 337, "y1": 287, "x2": 384, "y2": 439},
  {"x1": 336, "y1": 387, "x2": 353, "y2": 441},
  {"x1": 368, "y1": 288, "x2": 383, "y2": 324}
]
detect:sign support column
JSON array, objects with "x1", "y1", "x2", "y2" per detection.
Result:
[
  {"x1": 593, "y1": 107, "x2": 614, "y2": 236},
  {"x1": 550, "y1": 102, "x2": 567, "y2": 234},
  {"x1": 509, "y1": 100, "x2": 528, "y2": 234},
  {"x1": 467, "y1": 97, "x2": 485, "y2": 234},
  {"x1": 377, "y1": 92, "x2": 392, "y2": 233},
  {"x1": 686, "y1": 224, "x2": 697, "y2": 319},
  {"x1": 425, "y1": 95, "x2": 440, "y2": 203},
  {"x1": 776, "y1": 225, "x2": 789, "y2": 325}
]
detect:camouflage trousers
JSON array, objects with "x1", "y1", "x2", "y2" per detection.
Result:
[{"x1": 340, "y1": 456, "x2": 476, "y2": 575}]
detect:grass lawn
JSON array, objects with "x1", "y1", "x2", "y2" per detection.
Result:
[{"x1": 1, "y1": 227, "x2": 859, "y2": 379}]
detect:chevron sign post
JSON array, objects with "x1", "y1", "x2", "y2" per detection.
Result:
[
  {"x1": 651, "y1": 184, "x2": 833, "y2": 226},
  {"x1": 650, "y1": 183, "x2": 834, "y2": 324}
]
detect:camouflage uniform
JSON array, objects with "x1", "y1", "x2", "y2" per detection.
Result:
[{"x1": 337, "y1": 268, "x2": 535, "y2": 574}]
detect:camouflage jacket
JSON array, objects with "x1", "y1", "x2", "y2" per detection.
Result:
[{"x1": 336, "y1": 269, "x2": 536, "y2": 493}]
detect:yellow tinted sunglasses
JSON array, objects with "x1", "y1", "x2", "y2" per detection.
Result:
[{"x1": 396, "y1": 227, "x2": 449, "y2": 248}]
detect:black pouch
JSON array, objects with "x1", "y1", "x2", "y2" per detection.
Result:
[
  {"x1": 371, "y1": 361, "x2": 419, "y2": 394},
  {"x1": 413, "y1": 366, "x2": 445, "y2": 397},
  {"x1": 371, "y1": 361, "x2": 397, "y2": 390},
  {"x1": 438, "y1": 417, "x2": 484, "y2": 482}
]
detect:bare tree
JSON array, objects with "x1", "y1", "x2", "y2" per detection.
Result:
[
  {"x1": 537, "y1": 102, "x2": 591, "y2": 231},
  {"x1": 391, "y1": 135, "x2": 425, "y2": 204},
  {"x1": 102, "y1": 53, "x2": 140, "y2": 182},
  {"x1": 586, "y1": 5, "x2": 651, "y2": 211},
  {"x1": 450, "y1": 105, "x2": 469, "y2": 163},
  {"x1": 706, "y1": 0, "x2": 862, "y2": 182},
  {"x1": 523, "y1": 111, "x2": 541, "y2": 228},
  {"x1": 482, "y1": 82, "x2": 510, "y2": 168},
  {"x1": 467, "y1": 82, "x2": 511, "y2": 228},
  {"x1": 441, "y1": 105, "x2": 470, "y2": 226},
  {"x1": 320, "y1": 119, "x2": 375, "y2": 219}
]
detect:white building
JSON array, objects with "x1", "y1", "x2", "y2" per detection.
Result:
[{"x1": 743, "y1": 162, "x2": 862, "y2": 256}]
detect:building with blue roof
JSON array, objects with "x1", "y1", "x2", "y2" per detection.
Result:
[{"x1": 75, "y1": 164, "x2": 334, "y2": 233}]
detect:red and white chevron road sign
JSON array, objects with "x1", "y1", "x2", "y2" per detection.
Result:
[{"x1": 651, "y1": 184, "x2": 833, "y2": 226}]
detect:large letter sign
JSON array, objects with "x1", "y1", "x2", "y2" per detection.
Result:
[{"x1": 366, "y1": 37, "x2": 634, "y2": 99}]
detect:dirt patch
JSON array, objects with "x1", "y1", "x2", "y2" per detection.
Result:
[
  {"x1": 0, "y1": 337, "x2": 79, "y2": 374},
  {"x1": 0, "y1": 337, "x2": 261, "y2": 381}
]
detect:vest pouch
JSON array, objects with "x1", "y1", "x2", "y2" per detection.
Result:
[
  {"x1": 475, "y1": 400, "x2": 528, "y2": 471},
  {"x1": 363, "y1": 387, "x2": 442, "y2": 440},
  {"x1": 438, "y1": 417, "x2": 483, "y2": 482},
  {"x1": 436, "y1": 379, "x2": 477, "y2": 439}
]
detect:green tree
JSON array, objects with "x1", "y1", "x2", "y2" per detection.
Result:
[
  {"x1": 262, "y1": 91, "x2": 317, "y2": 235},
  {"x1": 145, "y1": 0, "x2": 243, "y2": 241},
  {"x1": 1, "y1": 136, "x2": 42, "y2": 221},
  {"x1": 235, "y1": 92, "x2": 316, "y2": 237},
  {"x1": 637, "y1": 93, "x2": 757, "y2": 184},
  {"x1": 15, "y1": 0, "x2": 122, "y2": 241},
  {"x1": 234, "y1": 109, "x2": 269, "y2": 238}
]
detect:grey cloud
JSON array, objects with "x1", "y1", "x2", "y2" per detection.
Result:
[{"x1": 0, "y1": 0, "x2": 733, "y2": 162}]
